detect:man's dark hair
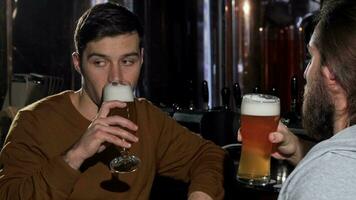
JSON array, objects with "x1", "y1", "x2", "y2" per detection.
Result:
[
  {"x1": 314, "y1": 0, "x2": 356, "y2": 125},
  {"x1": 74, "y1": 3, "x2": 144, "y2": 57}
]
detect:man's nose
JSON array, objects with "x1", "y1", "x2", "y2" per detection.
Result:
[
  {"x1": 303, "y1": 64, "x2": 310, "y2": 80},
  {"x1": 108, "y1": 65, "x2": 122, "y2": 83}
]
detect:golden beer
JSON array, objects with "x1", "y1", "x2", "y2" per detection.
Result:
[{"x1": 237, "y1": 94, "x2": 280, "y2": 185}]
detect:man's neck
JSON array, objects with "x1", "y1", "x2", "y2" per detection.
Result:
[
  {"x1": 334, "y1": 114, "x2": 349, "y2": 135},
  {"x1": 70, "y1": 89, "x2": 99, "y2": 121},
  {"x1": 332, "y1": 88, "x2": 349, "y2": 135}
]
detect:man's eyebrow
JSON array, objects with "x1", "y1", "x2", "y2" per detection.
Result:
[
  {"x1": 86, "y1": 52, "x2": 140, "y2": 60},
  {"x1": 121, "y1": 52, "x2": 140, "y2": 58},
  {"x1": 86, "y1": 53, "x2": 108, "y2": 60}
]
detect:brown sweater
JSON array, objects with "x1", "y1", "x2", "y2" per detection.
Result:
[{"x1": 0, "y1": 91, "x2": 225, "y2": 200}]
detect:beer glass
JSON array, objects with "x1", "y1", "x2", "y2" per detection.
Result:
[
  {"x1": 237, "y1": 93, "x2": 280, "y2": 186},
  {"x1": 103, "y1": 82, "x2": 140, "y2": 173}
]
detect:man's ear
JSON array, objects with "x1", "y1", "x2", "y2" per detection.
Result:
[
  {"x1": 322, "y1": 66, "x2": 348, "y2": 114},
  {"x1": 140, "y1": 48, "x2": 144, "y2": 65},
  {"x1": 72, "y1": 52, "x2": 82, "y2": 75},
  {"x1": 321, "y1": 66, "x2": 340, "y2": 92}
]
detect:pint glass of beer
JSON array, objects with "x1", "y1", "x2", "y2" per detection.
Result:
[{"x1": 237, "y1": 93, "x2": 280, "y2": 186}]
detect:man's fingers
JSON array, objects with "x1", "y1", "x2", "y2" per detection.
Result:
[
  {"x1": 97, "y1": 145, "x2": 107, "y2": 153},
  {"x1": 269, "y1": 121, "x2": 291, "y2": 144},
  {"x1": 93, "y1": 125, "x2": 138, "y2": 143},
  {"x1": 270, "y1": 131, "x2": 293, "y2": 149},
  {"x1": 269, "y1": 132, "x2": 284, "y2": 144},
  {"x1": 101, "y1": 132, "x2": 132, "y2": 148},
  {"x1": 236, "y1": 128, "x2": 242, "y2": 142},
  {"x1": 97, "y1": 101, "x2": 127, "y2": 118},
  {"x1": 105, "y1": 115, "x2": 138, "y2": 131},
  {"x1": 237, "y1": 131, "x2": 242, "y2": 142}
]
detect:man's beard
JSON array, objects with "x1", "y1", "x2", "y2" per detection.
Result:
[{"x1": 302, "y1": 74, "x2": 334, "y2": 141}]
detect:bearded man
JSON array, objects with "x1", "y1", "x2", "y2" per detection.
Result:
[{"x1": 275, "y1": 0, "x2": 356, "y2": 199}]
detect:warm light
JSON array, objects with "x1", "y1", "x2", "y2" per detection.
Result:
[
  {"x1": 243, "y1": 1, "x2": 251, "y2": 15},
  {"x1": 299, "y1": 27, "x2": 303, "y2": 32},
  {"x1": 259, "y1": 27, "x2": 263, "y2": 32}
]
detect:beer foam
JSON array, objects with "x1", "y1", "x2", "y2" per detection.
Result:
[
  {"x1": 103, "y1": 82, "x2": 134, "y2": 102},
  {"x1": 241, "y1": 94, "x2": 280, "y2": 116}
]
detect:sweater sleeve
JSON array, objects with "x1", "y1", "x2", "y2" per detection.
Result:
[
  {"x1": 148, "y1": 104, "x2": 226, "y2": 199},
  {"x1": 0, "y1": 110, "x2": 81, "y2": 200}
]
